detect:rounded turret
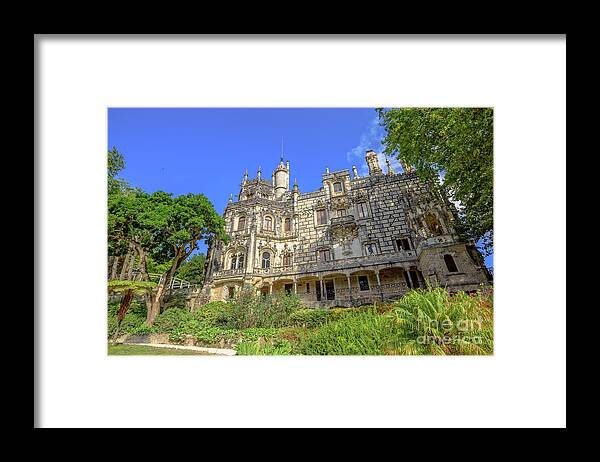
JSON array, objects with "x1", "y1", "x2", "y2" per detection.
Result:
[{"x1": 273, "y1": 158, "x2": 289, "y2": 199}]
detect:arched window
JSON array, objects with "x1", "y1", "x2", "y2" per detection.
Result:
[
  {"x1": 237, "y1": 216, "x2": 246, "y2": 231},
  {"x1": 230, "y1": 254, "x2": 237, "y2": 269},
  {"x1": 262, "y1": 252, "x2": 271, "y2": 269},
  {"x1": 237, "y1": 253, "x2": 244, "y2": 269},
  {"x1": 283, "y1": 254, "x2": 292, "y2": 267},
  {"x1": 444, "y1": 254, "x2": 458, "y2": 273},
  {"x1": 284, "y1": 217, "x2": 291, "y2": 232},
  {"x1": 333, "y1": 182, "x2": 343, "y2": 193},
  {"x1": 264, "y1": 216, "x2": 273, "y2": 231}
]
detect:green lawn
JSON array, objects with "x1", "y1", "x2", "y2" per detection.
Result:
[{"x1": 108, "y1": 344, "x2": 210, "y2": 355}]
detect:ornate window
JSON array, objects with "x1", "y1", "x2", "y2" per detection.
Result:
[
  {"x1": 358, "y1": 275, "x2": 370, "y2": 291},
  {"x1": 333, "y1": 182, "x2": 343, "y2": 193},
  {"x1": 230, "y1": 253, "x2": 244, "y2": 269},
  {"x1": 264, "y1": 216, "x2": 273, "y2": 231},
  {"x1": 395, "y1": 238, "x2": 411, "y2": 251},
  {"x1": 284, "y1": 217, "x2": 291, "y2": 232},
  {"x1": 283, "y1": 253, "x2": 292, "y2": 267},
  {"x1": 262, "y1": 252, "x2": 271, "y2": 269},
  {"x1": 357, "y1": 202, "x2": 369, "y2": 219},
  {"x1": 444, "y1": 254, "x2": 458, "y2": 273},
  {"x1": 237, "y1": 216, "x2": 246, "y2": 232},
  {"x1": 316, "y1": 209, "x2": 327, "y2": 225},
  {"x1": 364, "y1": 242, "x2": 378, "y2": 256},
  {"x1": 318, "y1": 248, "x2": 331, "y2": 262},
  {"x1": 336, "y1": 209, "x2": 345, "y2": 218}
]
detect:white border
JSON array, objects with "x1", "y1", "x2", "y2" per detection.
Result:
[{"x1": 36, "y1": 36, "x2": 566, "y2": 428}]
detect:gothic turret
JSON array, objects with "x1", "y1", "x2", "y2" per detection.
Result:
[
  {"x1": 273, "y1": 157, "x2": 290, "y2": 199},
  {"x1": 365, "y1": 150, "x2": 382, "y2": 176}
]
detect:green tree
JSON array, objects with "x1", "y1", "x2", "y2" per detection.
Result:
[
  {"x1": 377, "y1": 108, "x2": 493, "y2": 255},
  {"x1": 107, "y1": 146, "x2": 127, "y2": 194},
  {"x1": 108, "y1": 189, "x2": 227, "y2": 325},
  {"x1": 175, "y1": 253, "x2": 206, "y2": 285}
]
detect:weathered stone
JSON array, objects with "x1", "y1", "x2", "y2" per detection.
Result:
[{"x1": 202, "y1": 151, "x2": 491, "y2": 307}]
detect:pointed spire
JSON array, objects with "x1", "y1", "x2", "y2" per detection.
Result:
[
  {"x1": 257, "y1": 165, "x2": 261, "y2": 179},
  {"x1": 385, "y1": 157, "x2": 394, "y2": 174},
  {"x1": 293, "y1": 178, "x2": 298, "y2": 190},
  {"x1": 243, "y1": 169, "x2": 248, "y2": 181},
  {"x1": 352, "y1": 165, "x2": 360, "y2": 179},
  {"x1": 229, "y1": 193, "x2": 233, "y2": 203}
]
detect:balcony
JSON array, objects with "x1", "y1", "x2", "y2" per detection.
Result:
[
  {"x1": 213, "y1": 268, "x2": 246, "y2": 278},
  {"x1": 330, "y1": 214, "x2": 356, "y2": 227}
]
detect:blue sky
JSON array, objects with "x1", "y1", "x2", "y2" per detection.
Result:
[{"x1": 108, "y1": 108, "x2": 492, "y2": 269}]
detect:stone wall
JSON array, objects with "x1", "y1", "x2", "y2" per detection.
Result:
[{"x1": 203, "y1": 152, "x2": 491, "y2": 307}]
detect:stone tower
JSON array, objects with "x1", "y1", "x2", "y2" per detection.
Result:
[
  {"x1": 202, "y1": 149, "x2": 491, "y2": 306},
  {"x1": 365, "y1": 150, "x2": 383, "y2": 176},
  {"x1": 273, "y1": 158, "x2": 290, "y2": 199}
]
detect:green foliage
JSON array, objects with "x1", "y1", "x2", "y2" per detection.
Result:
[
  {"x1": 108, "y1": 344, "x2": 208, "y2": 355},
  {"x1": 377, "y1": 107, "x2": 493, "y2": 255},
  {"x1": 392, "y1": 288, "x2": 493, "y2": 355},
  {"x1": 289, "y1": 307, "x2": 365, "y2": 327},
  {"x1": 107, "y1": 147, "x2": 127, "y2": 194},
  {"x1": 107, "y1": 280, "x2": 157, "y2": 294},
  {"x1": 175, "y1": 253, "x2": 206, "y2": 284},
  {"x1": 297, "y1": 312, "x2": 403, "y2": 355},
  {"x1": 107, "y1": 300, "x2": 147, "y2": 337},
  {"x1": 146, "y1": 256, "x2": 172, "y2": 275},
  {"x1": 152, "y1": 307, "x2": 196, "y2": 332},
  {"x1": 297, "y1": 288, "x2": 493, "y2": 355},
  {"x1": 226, "y1": 291, "x2": 304, "y2": 329},
  {"x1": 108, "y1": 189, "x2": 227, "y2": 280},
  {"x1": 107, "y1": 288, "x2": 493, "y2": 355},
  {"x1": 235, "y1": 340, "x2": 294, "y2": 356}
]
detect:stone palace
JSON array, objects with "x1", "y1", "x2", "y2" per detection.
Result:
[{"x1": 202, "y1": 150, "x2": 491, "y2": 307}]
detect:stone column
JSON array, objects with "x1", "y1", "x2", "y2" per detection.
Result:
[
  {"x1": 269, "y1": 282, "x2": 273, "y2": 295},
  {"x1": 375, "y1": 270, "x2": 383, "y2": 301},
  {"x1": 346, "y1": 272, "x2": 353, "y2": 305},
  {"x1": 293, "y1": 277, "x2": 298, "y2": 294},
  {"x1": 319, "y1": 276, "x2": 324, "y2": 302}
]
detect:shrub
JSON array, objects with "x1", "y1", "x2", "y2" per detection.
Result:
[
  {"x1": 129, "y1": 323, "x2": 157, "y2": 335},
  {"x1": 235, "y1": 339, "x2": 294, "y2": 356},
  {"x1": 152, "y1": 307, "x2": 195, "y2": 332},
  {"x1": 228, "y1": 291, "x2": 303, "y2": 328},
  {"x1": 297, "y1": 311, "x2": 403, "y2": 355},
  {"x1": 289, "y1": 307, "x2": 363, "y2": 327},
  {"x1": 392, "y1": 288, "x2": 493, "y2": 355},
  {"x1": 289, "y1": 308, "x2": 329, "y2": 327}
]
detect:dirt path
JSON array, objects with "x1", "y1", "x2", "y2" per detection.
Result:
[{"x1": 125, "y1": 343, "x2": 237, "y2": 356}]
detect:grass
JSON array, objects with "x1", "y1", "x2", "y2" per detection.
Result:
[
  {"x1": 108, "y1": 344, "x2": 211, "y2": 355},
  {"x1": 107, "y1": 287, "x2": 493, "y2": 356}
]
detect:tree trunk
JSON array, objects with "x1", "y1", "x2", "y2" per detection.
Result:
[
  {"x1": 113, "y1": 288, "x2": 134, "y2": 340},
  {"x1": 145, "y1": 255, "x2": 184, "y2": 326}
]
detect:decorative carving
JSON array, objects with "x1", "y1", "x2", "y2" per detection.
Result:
[
  {"x1": 331, "y1": 195, "x2": 349, "y2": 210},
  {"x1": 330, "y1": 221, "x2": 358, "y2": 256}
]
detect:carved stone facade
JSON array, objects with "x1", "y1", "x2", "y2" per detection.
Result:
[{"x1": 203, "y1": 150, "x2": 491, "y2": 307}]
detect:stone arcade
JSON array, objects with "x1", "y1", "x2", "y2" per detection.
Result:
[{"x1": 202, "y1": 150, "x2": 491, "y2": 307}]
